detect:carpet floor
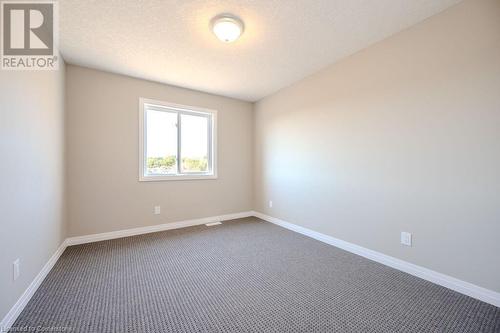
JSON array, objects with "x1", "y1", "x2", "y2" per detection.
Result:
[{"x1": 12, "y1": 217, "x2": 500, "y2": 332}]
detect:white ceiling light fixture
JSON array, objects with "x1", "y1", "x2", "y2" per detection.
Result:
[{"x1": 211, "y1": 14, "x2": 244, "y2": 43}]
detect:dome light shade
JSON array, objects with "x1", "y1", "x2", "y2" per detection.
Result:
[{"x1": 211, "y1": 15, "x2": 244, "y2": 43}]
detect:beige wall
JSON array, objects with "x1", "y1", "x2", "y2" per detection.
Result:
[
  {"x1": 0, "y1": 63, "x2": 66, "y2": 319},
  {"x1": 254, "y1": 0, "x2": 500, "y2": 292},
  {"x1": 66, "y1": 65, "x2": 253, "y2": 236}
]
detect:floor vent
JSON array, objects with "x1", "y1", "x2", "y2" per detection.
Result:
[{"x1": 205, "y1": 222, "x2": 222, "y2": 227}]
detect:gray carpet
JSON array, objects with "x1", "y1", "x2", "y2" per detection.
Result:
[{"x1": 12, "y1": 217, "x2": 500, "y2": 332}]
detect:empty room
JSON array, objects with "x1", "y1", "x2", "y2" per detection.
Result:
[{"x1": 1, "y1": 0, "x2": 499, "y2": 331}]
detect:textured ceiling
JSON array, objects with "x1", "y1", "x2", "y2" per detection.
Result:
[{"x1": 60, "y1": 0, "x2": 462, "y2": 101}]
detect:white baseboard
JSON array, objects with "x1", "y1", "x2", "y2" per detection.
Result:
[
  {"x1": 2, "y1": 209, "x2": 497, "y2": 331},
  {"x1": 0, "y1": 239, "x2": 68, "y2": 332},
  {"x1": 1, "y1": 211, "x2": 253, "y2": 331},
  {"x1": 253, "y1": 211, "x2": 500, "y2": 308},
  {"x1": 66, "y1": 211, "x2": 253, "y2": 246}
]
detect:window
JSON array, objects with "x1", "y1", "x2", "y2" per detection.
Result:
[{"x1": 139, "y1": 98, "x2": 217, "y2": 181}]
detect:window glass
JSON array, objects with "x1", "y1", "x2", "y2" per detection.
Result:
[
  {"x1": 140, "y1": 99, "x2": 216, "y2": 181},
  {"x1": 146, "y1": 109, "x2": 177, "y2": 175},
  {"x1": 181, "y1": 113, "x2": 209, "y2": 173}
]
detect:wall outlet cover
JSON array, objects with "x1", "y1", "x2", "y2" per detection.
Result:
[
  {"x1": 13, "y1": 259, "x2": 20, "y2": 281},
  {"x1": 401, "y1": 232, "x2": 412, "y2": 246}
]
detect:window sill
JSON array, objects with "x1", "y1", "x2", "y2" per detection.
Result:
[{"x1": 139, "y1": 174, "x2": 217, "y2": 182}]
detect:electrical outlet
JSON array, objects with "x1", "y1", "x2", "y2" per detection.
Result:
[
  {"x1": 401, "y1": 232, "x2": 412, "y2": 246},
  {"x1": 269, "y1": 200, "x2": 273, "y2": 208},
  {"x1": 13, "y1": 259, "x2": 20, "y2": 281},
  {"x1": 154, "y1": 206, "x2": 161, "y2": 215}
]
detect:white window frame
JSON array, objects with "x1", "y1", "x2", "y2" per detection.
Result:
[{"x1": 139, "y1": 98, "x2": 217, "y2": 181}]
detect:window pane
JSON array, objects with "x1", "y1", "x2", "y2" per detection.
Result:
[
  {"x1": 180, "y1": 113, "x2": 209, "y2": 173},
  {"x1": 146, "y1": 109, "x2": 177, "y2": 175}
]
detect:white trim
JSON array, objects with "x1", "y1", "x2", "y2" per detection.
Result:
[
  {"x1": 0, "y1": 240, "x2": 68, "y2": 332},
  {"x1": 66, "y1": 211, "x2": 252, "y2": 246},
  {"x1": 252, "y1": 211, "x2": 500, "y2": 308},
  {"x1": 3, "y1": 209, "x2": 497, "y2": 332},
  {"x1": 138, "y1": 97, "x2": 218, "y2": 182},
  {"x1": 138, "y1": 174, "x2": 218, "y2": 182},
  {"x1": 140, "y1": 98, "x2": 219, "y2": 115}
]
